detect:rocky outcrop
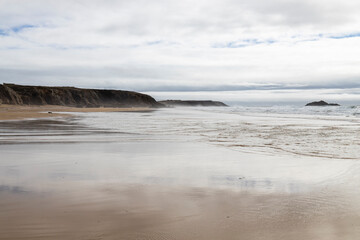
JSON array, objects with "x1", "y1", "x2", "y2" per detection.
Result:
[
  {"x1": 159, "y1": 100, "x2": 228, "y2": 107},
  {"x1": 0, "y1": 83, "x2": 163, "y2": 108},
  {"x1": 305, "y1": 100, "x2": 340, "y2": 106}
]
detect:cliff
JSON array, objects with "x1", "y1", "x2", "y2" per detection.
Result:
[
  {"x1": 159, "y1": 100, "x2": 228, "y2": 107},
  {"x1": 305, "y1": 100, "x2": 340, "y2": 106},
  {"x1": 0, "y1": 83, "x2": 163, "y2": 108}
]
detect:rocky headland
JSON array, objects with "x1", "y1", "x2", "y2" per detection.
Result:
[
  {"x1": 159, "y1": 100, "x2": 228, "y2": 107},
  {"x1": 0, "y1": 83, "x2": 163, "y2": 108},
  {"x1": 305, "y1": 100, "x2": 340, "y2": 106}
]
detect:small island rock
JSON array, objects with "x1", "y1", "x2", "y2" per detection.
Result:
[{"x1": 305, "y1": 100, "x2": 340, "y2": 106}]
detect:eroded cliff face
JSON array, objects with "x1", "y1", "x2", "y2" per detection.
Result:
[{"x1": 0, "y1": 83, "x2": 162, "y2": 108}]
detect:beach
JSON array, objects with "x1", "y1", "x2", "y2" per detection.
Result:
[
  {"x1": 0, "y1": 104, "x2": 156, "y2": 121},
  {"x1": 1, "y1": 106, "x2": 360, "y2": 239}
]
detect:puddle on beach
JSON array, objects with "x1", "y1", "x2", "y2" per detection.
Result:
[{"x1": 1, "y1": 111, "x2": 360, "y2": 239}]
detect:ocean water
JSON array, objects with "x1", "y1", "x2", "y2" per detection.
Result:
[
  {"x1": 227, "y1": 104, "x2": 360, "y2": 117},
  {"x1": 72, "y1": 105, "x2": 360, "y2": 160}
]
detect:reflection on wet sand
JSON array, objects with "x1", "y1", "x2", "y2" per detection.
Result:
[
  {"x1": 1, "y1": 184, "x2": 360, "y2": 240},
  {"x1": 0, "y1": 118, "x2": 142, "y2": 145}
]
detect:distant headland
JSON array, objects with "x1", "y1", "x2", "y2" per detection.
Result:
[
  {"x1": 0, "y1": 83, "x2": 230, "y2": 109},
  {"x1": 159, "y1": 100, "x2": 228, "y2": 107},
  {"x1": 0, "y1": 83, "x2": 162, "y2": 108},
  {"x1": 305, "y1": 100, "x2": 340, "y2": 106}
]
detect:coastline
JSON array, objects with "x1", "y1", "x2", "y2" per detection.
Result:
[{"x1": 0, "y1": 104, "x2": 156, "y2": 121}]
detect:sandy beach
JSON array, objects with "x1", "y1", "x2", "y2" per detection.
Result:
[
  {"x1": 0, "y1": 104, "x2": 156, "y2": 121},
  {"x1": 1, "y1": 107, "x2": 360, "y2": 239},
  {"x1": 1, "y1": 183, "x2": 359, "y2": 240}
]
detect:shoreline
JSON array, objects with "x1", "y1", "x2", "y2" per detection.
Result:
[{"x1": 0, "y1": 104, "x2": 156, "y2": 121}]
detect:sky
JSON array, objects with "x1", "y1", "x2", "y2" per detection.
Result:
[{"x1": 0, "y1": 0, "x2": 360, "y2": 103}]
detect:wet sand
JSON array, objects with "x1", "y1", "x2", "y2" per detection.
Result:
[
  {"x1": 0, "y1": 104, "x2": 156, "y2": 120},
  {"x1": 1, "y1": 184, "x2": 360, "y2": 240},
  {"x1": 1, "y1": 111, "x2": 360, "y2": 239}
]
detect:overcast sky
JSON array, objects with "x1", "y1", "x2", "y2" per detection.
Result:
[{"x1": 1, "y1": 0, "x2": 360, "y2": 102}]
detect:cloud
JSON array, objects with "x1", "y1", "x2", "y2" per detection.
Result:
[{"x1": 0, "y1": 0, "x2": 360, "y2": 102}]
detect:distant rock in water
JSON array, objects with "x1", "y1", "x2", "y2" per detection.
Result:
[
  {"x1": 305, "y1": 100, "x2": 340, "y2": 106},
  {"x1": 159, "y1": 100, "x2": 228, "y2": 107},
  {"x1": 0, "y1": 83, "x2": 163, "y2": 108}
]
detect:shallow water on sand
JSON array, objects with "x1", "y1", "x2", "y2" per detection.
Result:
[{"x1": 0, "y1": 107, "x2": 360, "y2": 239}]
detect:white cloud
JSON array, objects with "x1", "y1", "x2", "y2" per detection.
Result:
[{"x1": 0, "y1": 0, "x2": 360, "y2": 101}]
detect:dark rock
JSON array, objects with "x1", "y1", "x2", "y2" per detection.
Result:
[
  {"x1": 305, "y1": 100, "x2": 340, "y2": 106},
  {"x1": 0, "y1": 83, "x2": 163, "y2": 108},
  {"x1": 159, "y1": 100, "x2": 228, "y2": 107}
]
